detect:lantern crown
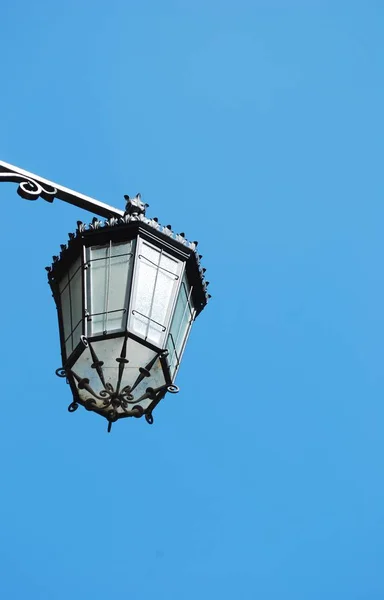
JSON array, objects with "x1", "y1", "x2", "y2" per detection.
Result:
[{"x1": 123, "y1": 193, "x2": 149, "y2": 217}]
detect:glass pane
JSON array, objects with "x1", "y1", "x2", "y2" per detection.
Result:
[
  {"x1": 107, "y1": 250, "x2": 131, "y2": 331},
  {"x1": 130, "y1": 239, "x2": 182, "y2": 347},
  {"x1": 160, "y1": 253, "x2": 179, "y2": 274},
  {"x1": 88, "y1": 241, "x2": 133, "y2": 335},
  {"x1": 89, "y1": 245, "x2": 108, "y2": 335},
  {"x1": 59, "y1": 256, "x2": 83, "y2": 358},
  {"x1": 69, "y1": 257, "x2": 81, "y2": 281},
  {"x1": 149, "y1": 253, "x2": 179, "y2": 344},
  {"x1": 70, "y1": 260, "x2": 82, "y2": 348},
  {"x1": 131, "y1": 243, "x2": 160, "y2": 339},
  {"x1": 60, "y1": 284, "x2": 72, "y2": 356},
  {"x1": 167, "y1": 275, "x2": 194, "y2": 378},
  {"x1": 59, "y1": 273, "x2": 69, "y2": 294}
]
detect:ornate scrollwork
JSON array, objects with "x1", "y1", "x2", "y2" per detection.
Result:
[
  {"x1": 167, "y1": 384, "x2": 179, "y2": 394},
  {"x1": 0, "y1": 171, "x2": 57, "y2": 202},
  {"x1": 0, "y1": 161, "x2": 123, "y2": 218},
  {"x1": 64, "y1": 339, "x2": 175, "y2": 427}
]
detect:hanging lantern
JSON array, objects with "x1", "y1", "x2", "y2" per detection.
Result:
[{"x1": 47, "y1": 194, "x2": 210, "y2": 431}]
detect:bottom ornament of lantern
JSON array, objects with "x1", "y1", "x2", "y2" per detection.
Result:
[{"x1": 55, "y1": 335, "x2": 180, "y2": 432}]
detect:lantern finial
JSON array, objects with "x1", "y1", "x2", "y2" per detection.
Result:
[{"x1": 123, "y1": 193, "x2": 148, "y2": 217}]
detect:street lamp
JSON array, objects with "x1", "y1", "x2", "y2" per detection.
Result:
[{"x1": 0, "y1": 161, "x2": 210, "y2": 431}]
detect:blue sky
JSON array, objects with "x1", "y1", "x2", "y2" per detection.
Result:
[{"x1": 1, "y1": 1, "x2": 384, "y2": 598}]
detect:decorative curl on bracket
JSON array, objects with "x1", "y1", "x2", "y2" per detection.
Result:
[
  {"x1": 0, "y1": 171, "x2": 57, "y2": 202},
  {"x1": 55, "y1": 367, "x2": 67, "y2": 378},
  {"x1": 167, "y1": 384, "x2": 179, "y2": 394},
  {"x1": 18, "y1": 179, "x2": 56, "y2": 202}
]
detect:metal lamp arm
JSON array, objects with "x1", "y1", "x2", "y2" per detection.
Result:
[{"x1": 0, "y1": 160, "x2": 124, "y2": 219}]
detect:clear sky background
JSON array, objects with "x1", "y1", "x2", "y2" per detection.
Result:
[{"x1": 0, "y1": 1, "x2": 383, "y2": 598}]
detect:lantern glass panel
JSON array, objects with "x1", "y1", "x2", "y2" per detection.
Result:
[
  {"x1": 167, "y1": 273, "x2": 195, "y2": 379},
  {"x1": 129, "y1": 238, "x2": 182, "y2": 347},
  {"x1": 59, "y1": 256, "x2": 83, "y2": 357},
  {"x1": 87, "y1": 240, "x2": 134, "y2": 336}
]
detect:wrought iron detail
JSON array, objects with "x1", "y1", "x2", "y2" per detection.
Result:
[
  {"x1": 167, "y1": 385, "x2": 179, "y2": 394},
  {"x1": 58, "y1": 339, "x2": 174, "y2": 429},
  {"x1": 0, "y1": 171, "x2": 57, "y2": 202},
  {"x1": 0, "y1": 161, "x2": 124, "y2": 218}
]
